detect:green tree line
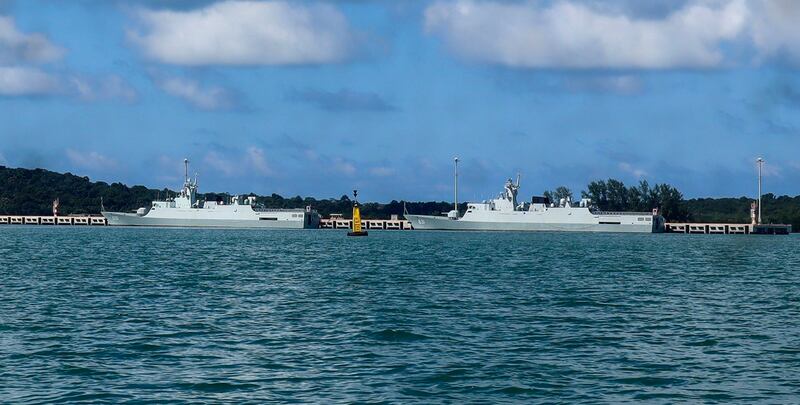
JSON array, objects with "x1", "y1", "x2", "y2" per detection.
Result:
[
  {"x1": 543, "y1": 179, "x2": 688, "y2": 220},
  {"x1": 0, "y1": 166, "x2": 453, "y2": 219},
  {"x1": 2, "y1": 166, "x2": 798, "y2": 230}
]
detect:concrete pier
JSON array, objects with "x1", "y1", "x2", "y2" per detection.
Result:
[
  {"x1": 1, "y1": 215, "x2": 789, "y2": 233},
  {"x1": 320, "y1": 217, "x2": 412, "y2": 230},
  {"x1": 666, "y1": 223, "x2": 791, "y2": 235},
  {"x1": 1, "y1": 214, "x2": 416, "y2": 229},
  {"x1": 0, "y1": 215, "x2": 107, "y2": 226}
]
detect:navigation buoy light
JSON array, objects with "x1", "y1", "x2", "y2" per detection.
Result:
[{"x1": 347, "y1": 189, "x2": 368, "y2": 237}]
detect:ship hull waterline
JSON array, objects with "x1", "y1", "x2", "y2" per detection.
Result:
[
  {"x1": 404, "y1": 214, "x2": 660, "y2": 233},
  {"x1": 102, "y1": 211, "x2": 318, "y2": 229}
]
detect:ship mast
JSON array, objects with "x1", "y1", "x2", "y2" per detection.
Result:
[
  {"x1": 454, "y1": 156, "x2": 459, "y2": 214},
  {"x1": 757, "y1": 157, "x2": 763, "y2": 225},
  {"x1": 184, "y1": 158, "x2": 189, "y2": 184}
]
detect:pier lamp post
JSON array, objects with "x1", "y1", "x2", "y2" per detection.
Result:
[
  {"x1": 757, "y1": 157, "x2": 763, "y2": 225},
  {"x1": 454, "y1": 157, "x2": 459, "y2": 214}
]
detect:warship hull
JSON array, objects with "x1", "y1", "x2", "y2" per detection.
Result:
[
  {"x1": 106, "y1": 158, "x2": 321, "y2": 229},
  {"x1": 405, "y1": 214, "x2": 662, "y2": 233},
  {"x1": 103, "y1": 211, "x2": 319, "y2": 229}
]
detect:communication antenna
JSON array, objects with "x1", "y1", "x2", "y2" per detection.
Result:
[
  {"x1": 757, "y1": 157, "x2": 764, "y2": 225},
  {"x1": 454, "y1": 157, "x2": 459, "y2": 213},
  {"x1": 184, "y1": 158, "x2": 189, "y2": 183}
]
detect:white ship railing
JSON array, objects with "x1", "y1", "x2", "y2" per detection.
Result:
[
  {"x1": 591, "y1": 210, "x2": 654, "y2": 216},
  {"x1": 252, "y1": 207, "x2": 311, "y2": 212}
]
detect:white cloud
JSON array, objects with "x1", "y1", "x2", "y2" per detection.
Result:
[
  {"x1": 0, "y1": 16, "x2": 64, "y2": 64},
  {"x1": 203, "y1": 151, "x2": 237, "y2": 176},
  {"x1": 754, "y1": 158, "x2": 781, "y2": 177},
  {"x1": 618, "y1": 162, "x2": 647, "y2": 178},
  {"x1": 156, "y1": 76, "x2": 233, "y2": 110},
  {"x1": 245, "y1": 146, "x2": 273, "y2": 176},
  {"x1": 0, "y1": 66, "x2": 59, "y2": 95},
  {"x1": 563, "y1": 74, "x2": 643, "y2": 94},
  {"x1": 750, "y1": 0, "x2": 800, "y2": 65},
  {"x1": 65, "y1": 149, "x2": 118, "y2": 170},
  {"x1": 332, "y1": 158, "x2": 356, "y2": 176},
  {"x1": 129, "y1": 1, "x2": 354, "y2": 66},
  {"x1": 369, "y1": 166, "x2": 394, "y2": 177},
  {"x1": 70, "y1": 75, "x2": 137, "y2": 102},
  {"x1": 202, "y1": 147, "x2": 274, "y2": 177},
  {"x1": 425, "y1": 0, "x2": 749, "y2": 69}
]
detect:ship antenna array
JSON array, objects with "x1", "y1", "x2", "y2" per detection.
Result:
[
  {"x1": 454, "y1": 156, "x2": 459, "y2": 214},
  {"x1": 757, "y1": 157, "x2": 764, "y2": 225}
]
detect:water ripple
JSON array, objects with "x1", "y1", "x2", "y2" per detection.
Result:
[{"x1": 1, "y1": 227, "x2": 799, "y2": 403}]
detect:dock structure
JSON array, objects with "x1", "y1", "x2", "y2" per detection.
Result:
[
  {"x1": 665, "y1": 223, "x2": 791, "y2": 235},
  {"x1": 0, "y1": 215, "x2": 107, "y2": 226},
  {"x1": 0, "y1": 215, "x2": 789, "y2": 233},
  {"x1": 320, "y1": 214, "x2": 412, "y2": 230}
]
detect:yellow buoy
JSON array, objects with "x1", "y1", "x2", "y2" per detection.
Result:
[{"x1": 347, "y1": 189, "x2": 368, "y2": 237}]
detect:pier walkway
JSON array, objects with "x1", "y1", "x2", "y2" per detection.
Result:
[
  {"x1": 0, "y1": 215, "x2": 107, "y2": 226},
  {"x1": 665, "y1": 223, "x2": 791, "y2": 235},
  {"x1": 319, "y1": 218, "x2": 413, "y2": 230},
  {"x1": 2, "y1": 216, "x2": 790, "y2": 234}
]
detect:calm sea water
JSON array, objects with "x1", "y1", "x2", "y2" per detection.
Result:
[{"x1": 1, "y1": 227, "x2": 799, "y2": 403}]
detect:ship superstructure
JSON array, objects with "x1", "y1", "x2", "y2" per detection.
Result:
[
  {"x1": 405, "y1": 176, "x2": 664, "y2": 233},
  {"x1": 102, "y1": 159, "x2": 320, "y2": 229}
]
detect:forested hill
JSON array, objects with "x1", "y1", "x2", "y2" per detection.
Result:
[
  {"x1": 685, "y1": 195, "x2": 800, "y2": 228},
  {"x1": 0, "y1": 166, "x2": 452, "y2": 219},
  {"x1": 1, "y1": 165, "x2": 799, "y2": 230}
]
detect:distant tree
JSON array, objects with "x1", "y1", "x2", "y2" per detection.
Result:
[
  {"x1": 554, "y1": 186, "x2": 572, "y2": 202},
  {"x1": 581, "y1": 178, "x2": 688, "y2": 220},
  {"x1": 582, "y1": 180, "x2": 608, "y2": 208},
  {"x1": 652, "y1": 183, "x2": 689, "y2": 221},
  {"x1": 1, "y1": 166, "x2": 798, "y2": 229},
  {"x1": 544, "y1": 186, "x2": 572, "y2": 203},
  {"x1": 605, "y1": 179, "x2": 628, "y2": 211}
]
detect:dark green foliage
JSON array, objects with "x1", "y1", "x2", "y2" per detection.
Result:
[
  {"x1": 686, "y1": 193, "x2": 800, "y2": 231},
  {"x1": 580, "y1": 178, "x2": 689, "y2": 221},
  {"x1": 0, "y1": 166, "x2": 454, "y2": 219},
  {"x1": 543, "y1": 186, "x2": 572, "y2": 203},
  {"x1": 2, "y1": 166, "x2": 797, "y2": 229},
  {"x1": 0, "y1": 166, "x2": 166, "y2": 215}
]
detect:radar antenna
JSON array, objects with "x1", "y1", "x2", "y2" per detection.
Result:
[
  {"x1": 454, "y1": 157, "x2": 459, "y2": 213},
  {"x1": 757, "y1": 157, "x2": 763, "y2": 225}
]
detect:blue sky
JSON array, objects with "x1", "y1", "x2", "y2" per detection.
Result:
[{"x1": 1, "y1": 0, "x2": 799, "y2": 202}]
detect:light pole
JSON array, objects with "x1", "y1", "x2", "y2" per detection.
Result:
[
  {"x1": 757, "y1": 157, "x2": 763, "y2": 225},
  {"x1": 454, "y1": 157, "x2": 459, "y2": 214}
]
